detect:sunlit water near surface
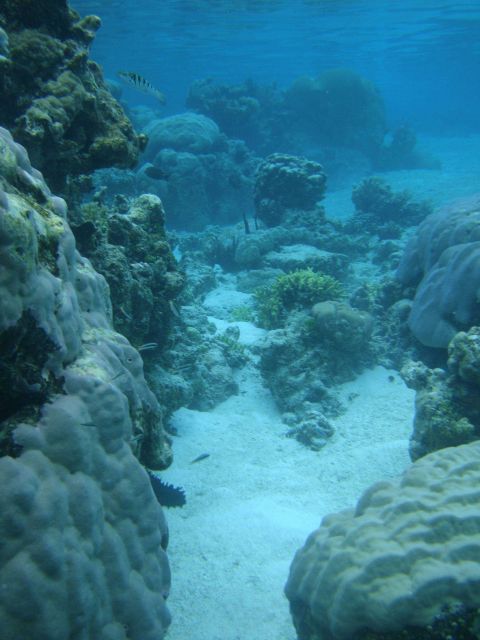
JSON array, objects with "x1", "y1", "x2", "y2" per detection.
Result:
[{"x1": 73, "y1": 0, "x2": 480, "y2": 131}]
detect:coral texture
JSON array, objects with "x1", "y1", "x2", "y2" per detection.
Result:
[
  {"x1": 144, "y1": 112, "x2": 222, "y2": 157},
  {"x1": 396, "y1": 196, "x2": 480, "y2": 347},
  {"x1": 284, "y1": 68, "x2": 387, "y2": 157},
  {"x1": 351, "y1": 176, "x2": 431, "y2": 228},
  {"x1": 135, "y1": 113, "x2": 257, "y2": 230},
  {"x1": 186, "y1": 77, "x2": 283, "y2": 153},
  {"x1": 254, "y1": 153, "x2": 327, "y2": 227},
  {"x1": 0, "y1": 0, "x2": 143, "y2": 190},
  {"x1": 401, "y1": 326, "x2": 480, "y2": 460},
  {"x1": 285, "y1": 440, "x2": 480, "y2": 640},
  {"x1": 0, "y1": 127, "x2": 171, "y2": 638},
  {"x1": 69, "y1": 193, "x2": 185, "y2": 348}
]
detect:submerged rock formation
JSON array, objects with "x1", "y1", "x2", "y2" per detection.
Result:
[
  {"x1": 0, "y1": 0, "x2": 144, "y2": 190},
  {"x1": 0, "y1": 126, "x2": 171, "y2": 638}
]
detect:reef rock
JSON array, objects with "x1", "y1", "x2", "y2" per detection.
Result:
[{"x1": 0, "y1": 0, "x2": 144, "y2": 190}]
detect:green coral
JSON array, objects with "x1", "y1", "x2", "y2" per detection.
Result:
[
  {"x1": 254, "y1": 268, "x2": 343, "y2": 329},
  {"x1": 230, "y1": 305, "x2": 255, "y2": 322}
]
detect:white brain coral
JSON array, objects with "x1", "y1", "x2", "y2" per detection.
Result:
[{"x1": 285, "y1": 440, "x2": 480, "y2": 640}]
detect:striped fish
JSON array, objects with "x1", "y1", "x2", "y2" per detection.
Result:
[{"x1": 117, "y1": 71, "x2": 166, "y2": 104}]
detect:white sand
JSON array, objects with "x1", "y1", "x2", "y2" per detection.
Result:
[
  {"x1": 324, "y1": 133, "x2": 480, "y2": 220},
  {"x1": 160, "y1": 133, "x2": 480, "y2": 638},
  {"x1": 161, "y1": 358, "x2": 414, "y2": 640}
]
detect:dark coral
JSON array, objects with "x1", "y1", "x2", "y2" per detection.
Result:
[
  {"x1": 284, "y1": 68, "x2": 387, "y2": 158},
  {"x1": 0, "y1": 0, "x2": 143, "y2": 190},
  {"x1": 254, "y1": 153, "x2": 327, "y2": 227},
  {"x1": 349, "y1": 176, "x2": 432, "y2": 238},
  {"x1": 360, "y1": 604, "x2": 480, "y2": 640},
  {"x1": 186, "y1": 77, "x2": 286, "y2": 153},
  {"x1": 68, "y1": 194, "x2": 185, "y2": 348}
]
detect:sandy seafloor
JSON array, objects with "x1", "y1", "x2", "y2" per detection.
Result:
[{"x1": 159, "y1": 134, "x2": 480, "y2": 639}]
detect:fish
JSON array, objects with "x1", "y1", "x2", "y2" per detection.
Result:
[
  {"x1": 117, "y1": 71, "x2": 166, "y2": 104},
  {"x1": 190, "y1": 453, "x2": 210, "y2": 464}
]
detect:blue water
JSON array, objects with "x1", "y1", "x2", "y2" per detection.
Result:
[{"x1": 72, "y1": 0, "x2": 480, "y2": 133}]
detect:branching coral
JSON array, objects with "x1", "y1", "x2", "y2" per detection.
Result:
[{"x1": 254, "y1": 268, "x2": 343, "y2": 329}]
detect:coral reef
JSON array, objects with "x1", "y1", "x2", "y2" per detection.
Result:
[
  {"x1": 187, "y1": 72, "x2": 431, "y2": 178},
  {"x1": 0, "y1": 126, "x2": 171, "y2": 637},
  {"x1": 254, "y1": 153, "x2": 327, "y2": 227},
  {"x1": 285, "y1": 440, "x2": 480, "y2": 640},
  {"x1": 149, "y1": 303, "x2": 243, "y2": 414},
  {"x1": 137, "y1": 113, "x2": 258, "y2": 230},
  {"x1": 0, "y1": 0, "x2": 144, "y2": 190},
  {"x1": 284, "y1": 68, "x2": 387, "y2": 159},
  {"x1": 257, "y1": 292, "x2": 375, "y2": 449},
  {"x1": 68, "y1": 193, "x2": 185, "y2": 348},
  {"x1": 254, "y1": 268, "x2": 343, "y2": 329},
  {"x1": 186, "y1": 77, "x2": 285, "y2": 153},
  {"x1": 350, "y1": 176, "x2": 432, "y2": 238},
  {"x1": 375, "y1": 125, "x2": 441, "y2": 171},
  {"x1": 397, "y1": 195, "x2": 480, "y2": 347},
  {"x1": 401, "y1": 326, "x2": 480, "y2": 460}
]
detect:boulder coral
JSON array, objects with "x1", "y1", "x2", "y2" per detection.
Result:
[
  {"x1": 0, "y1": 0, "x2": 144, "y2": 190},
  {"x1": 0, "y1": 127, "x2": 171, "y2": 637},
  {"x1": 397, "y1": 195, "x2": 480, "y2": 348},
  {"x1": 144, "y1": 112, "x2": 223, "y2": 158},
  {"x1": 311, "y1": 300, "x2": 373, "y2": 351},
  {"x1": 285, "y1": 440, "x2": 480, "y2": 640}
]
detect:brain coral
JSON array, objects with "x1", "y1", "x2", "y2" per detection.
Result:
[
  {"x1": 0, "y1": 126, "x2": 171, "y2": 638},
  {"x1": 144, "y1": 112, "x2": 222, "y2": 158},
  {"x1": 285, "y1": 440, "x2": 480, "y2": 640}
]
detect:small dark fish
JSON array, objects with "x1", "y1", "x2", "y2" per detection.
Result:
[
  {"x1": 144, "y1": 164, "x2": 169, "y2": 180},
  {"x1": 242, "y1": 212, "x2": 251, "y2": 235},
  {"x1": 190, "y1": 453, "x2": 210, "y2": 464},
  {"x1": 118, "y1": 71, "x2": 166, "y2": 104}
]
